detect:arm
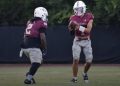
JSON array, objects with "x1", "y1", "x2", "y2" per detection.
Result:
[
  {"x1": 68, "y1": 21, "x2": 73, "y2": 31},
  {"x1": 40, "y1": 32, "x2": 47, "y2": 50},
  {"x1": 40, "y1": 32, "x2": 47, "y2": 56},
  {"x1": 68, "y1": 21, "x2": 79, "y2": 36},
  {"x1": 79, "y1": 19, "x2": 93, "y2": 34},
  {"x1": 84, "y1": 19, "x2": 93, "y2": 33},
  {"x1": 68, "y1": 21, "x2": 79, "y2": 31}
]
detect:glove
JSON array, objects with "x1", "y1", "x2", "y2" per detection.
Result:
[{"x1": 42, "y1": 49, "x2": 47, "y2": 57}]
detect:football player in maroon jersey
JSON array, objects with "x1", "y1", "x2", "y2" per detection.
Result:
[
  {"x1": 68, "y1": 1, "x2": 94, "y2": 83},
  {"x1": 20, "y1": 7, "x2": 48, "y2": 84}
]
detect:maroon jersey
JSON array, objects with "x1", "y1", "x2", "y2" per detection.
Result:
[
  {"x1": 22, "y1": 17, "x2": 47, "y2": 48},
  {"x1": 70, "y1": 12, "x2": 94, "y2": 37}
]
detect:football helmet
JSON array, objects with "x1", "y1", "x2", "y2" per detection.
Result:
[
  {"x1": 34, "y1": 7, "x2": 48, "y2": 22},
  {"x1": 73, "y1": 1, "x2": 86, "y2": 16}
]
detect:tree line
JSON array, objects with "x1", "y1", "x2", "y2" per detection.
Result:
[{"x1": 0, "y1": 0, "x2": 119, "y2": 26}]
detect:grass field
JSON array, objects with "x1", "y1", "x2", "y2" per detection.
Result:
[{"x1": 0, "y1": 64, "x2": 120, "y2": 86}]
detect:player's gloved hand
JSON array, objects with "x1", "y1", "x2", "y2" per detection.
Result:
[{"x1": 42, "y1": 49, "x2": 47, "y2": 57}]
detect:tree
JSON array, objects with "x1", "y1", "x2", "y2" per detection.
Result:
[
  {"x1": 93, "y1": 0, "x2": 120, "y2": 25},
  {"x1": 0, "y1": 0, "x2": 120, "y2": 26}
]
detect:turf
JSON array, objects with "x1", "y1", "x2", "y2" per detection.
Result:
[{"x1": 0, "y1": 64, "x2": 120, "y2": 86}]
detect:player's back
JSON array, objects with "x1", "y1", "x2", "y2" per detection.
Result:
[{"x1": 21, "y1": 17, "x2": 47, "y2": 49}]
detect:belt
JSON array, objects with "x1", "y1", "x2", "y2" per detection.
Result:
[{"x1": 76, "y1": 37, "x2": 89, "y2": 41}]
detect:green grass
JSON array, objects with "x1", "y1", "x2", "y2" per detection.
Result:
[{"x1": 0, "y1": 64, "x2": 120, "y2": 86}]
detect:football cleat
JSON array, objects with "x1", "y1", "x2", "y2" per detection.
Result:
[
  {"x1": 24, "y1": 78, "x2": 36, "y2": 84},
  {"x1": 83, "y1": 73, "x2": 89, "y2": 83},
  {"x1": 24, "y1": 72, "x2": 36, "y2": 84},
  {"x1": 71, "y1": 78, "x2": 77, "y2": 83}
]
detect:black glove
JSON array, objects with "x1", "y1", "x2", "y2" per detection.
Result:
[{"x1": 42, "y1": 49, "x2": 47, "y2": 57}]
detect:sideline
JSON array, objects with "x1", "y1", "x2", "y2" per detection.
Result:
[{"x1": 0, "y1": 64, "x2": 119, "y2": 67}]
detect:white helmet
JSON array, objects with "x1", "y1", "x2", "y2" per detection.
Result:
[
  {"x1": 73, "y1": 1, "x2": 86, "y2": 16},
  {"x1": 34, "y1": 7, "x2": 48, "y2": 21}
]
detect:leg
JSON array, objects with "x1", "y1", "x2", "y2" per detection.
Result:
[
  {"x1": 28, "y1": 62, "x2": 41, "y2": 76},
  {"x1": 82, "y1": 62, "x2": 92, "y2": 83},
  {"x1": 71, "y1": 59, "x2": 79, "y2": 83},
  {"x1": 71, "y1": 40, "x2": 81, "y2": 82},
  {"x1": 24, "y1": 48, "x2": 43, "y2": 84},
  {"x1": 83, "y1": 40, "x2": 93, "y2": 83},
  {"x1": 84, "y1": 62, "x2": 91, "y2": 74},
  {"x1": 72, "y1": 59, "x2": 79, "y2": 78},
  {"x1": 25, "y1": 62, "x2": 40, "y2": 84}
]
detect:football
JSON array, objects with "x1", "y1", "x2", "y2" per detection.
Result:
[{"x1": 70, "y1": 21, "x2": 78, "y2": 30}]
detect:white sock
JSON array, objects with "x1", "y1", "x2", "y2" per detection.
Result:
[
  {"x1": 26, "y1": 75, "x2": 33, "y2": 80},
  {"x1": 83, "y1": 72, "x2": 87, "y2": 76},
  {"x1": 73, "y1": 77, "x2": 77, "y2": 80}
]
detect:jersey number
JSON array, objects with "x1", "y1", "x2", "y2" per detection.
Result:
[{"x1": 25, "y1": 24, "x2": 33, "y2": 35}]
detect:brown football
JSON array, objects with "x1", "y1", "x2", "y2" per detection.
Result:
[{"x1": 70, "y1": 21, "x2": 78, "y2": 30}]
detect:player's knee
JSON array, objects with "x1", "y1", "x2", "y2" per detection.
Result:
[
  {"x1": 37, "y1": 59, "x2": 43, "y2": 64},
  {"x1": 86, "y1": 56, "x2": 93, "y2": 63},
  {"x1": 31, "y1": 58, "x2": 43, "y2": 64},
  {"x1": 73, "y1": 59, "x2": 79, "y2": 64},
  {"x1": 31, "y1": 62, "x2": 41, "y2": 68},
  {"x1": 73, "y1": 55, "x2": 80, "y2": 61}
]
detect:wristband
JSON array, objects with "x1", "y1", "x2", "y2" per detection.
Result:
[{"x1": 79, "y1": 26, "x2": 85, "y2": 32}]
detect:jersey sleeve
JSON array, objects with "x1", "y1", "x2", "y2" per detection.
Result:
[
  {"x1": 38, "y1": 21, "x2": 47, "y2": 34},
  {"x1": 69, "y1": 15, "x2": 74, "y2": 21},
  {"x1": 89, "y1": 13, "x2": 94, "y2": 20}
]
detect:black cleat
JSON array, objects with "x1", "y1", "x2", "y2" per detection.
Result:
[
  {"x1": 24, "y1": 78, "x2": 36, "y2": 84},
  {"x1": 71, "y1": 78, "x2": 77, "y2": 83},
  {"x1": 83, "y1": 73, "x2": 89, "y2": 83},
  {"x1": 31, "y1": 78, "x2": 36, "y2": 84},
  {"x1": 24, "y1": 72, "x2": 36, "y2": 84}
]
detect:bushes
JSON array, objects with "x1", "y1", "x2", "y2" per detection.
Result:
[
  {"x1": 0, "y1": 0, "x2": 119, "y2": 26},
  {"x1": 93, "y1": 0, "x2": 120, "y2": 25}
]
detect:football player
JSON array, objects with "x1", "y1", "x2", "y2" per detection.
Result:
[
  {"x1": 68, "y1": 1, "x2": 94, "y2": 83},
  {"x1": 20, "y1": 7, "x2": 48, "y2": 84}
]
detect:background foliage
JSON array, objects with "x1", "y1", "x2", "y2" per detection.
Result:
[{"x1": 0, "y1": 0, "x2": 120, "y2": 26}]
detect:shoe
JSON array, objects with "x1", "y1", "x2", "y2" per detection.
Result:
[
  {"x1": 24, "y1": 72, "x2": 36, "y2": 84},
  {"x1": 24, "y1": 78, "x2": 36, "y2": 84},
  {"x1": 83, "y1": 73, "x2": 89, "y2": 83},
  {"x1": 71, "y1": 78, "x2": 77, "y2": 83}
]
